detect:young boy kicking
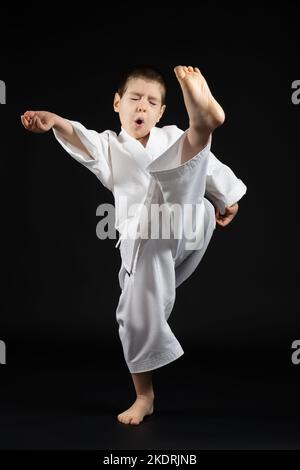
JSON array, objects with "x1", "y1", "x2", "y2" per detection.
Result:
[{"x1": 21, "y1": 65, "x2": 246, "y2": 425}]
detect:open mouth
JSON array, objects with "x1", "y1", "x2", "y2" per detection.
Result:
[{"x1": 134, "y1": 118, "x2": 144, "y2": 127}]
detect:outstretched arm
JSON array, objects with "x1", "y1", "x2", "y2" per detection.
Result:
[{"x1": 21, "y1": 111, "x2": 94, "y2": 159}]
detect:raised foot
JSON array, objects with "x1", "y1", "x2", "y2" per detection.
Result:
[{"x1": 174, "y1": 65, "x2": 225, "y2": 130}]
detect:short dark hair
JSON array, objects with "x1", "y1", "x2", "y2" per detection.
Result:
[{"x1": 117, "y1": 64, "x2": 166, "y2": 105}]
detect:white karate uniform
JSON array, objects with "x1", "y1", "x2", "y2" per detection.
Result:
[{"x1": 53, "y1": 122, "x2": 247, "y2": 373}]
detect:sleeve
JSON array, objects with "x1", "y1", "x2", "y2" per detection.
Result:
[
  {"x1": 205, "y1": 151, "x2": 247, "y2": 213},
  {"x1": 52, "y1": 120, "x2": 113, "y2": 192}
]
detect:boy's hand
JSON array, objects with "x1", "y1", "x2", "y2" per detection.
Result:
[
  {"x1": 215, "y1": 202, "x2": 239, "y2": 227},
  {"x1": 21, "y1": 111, "x2": 56, "y2": 133}
]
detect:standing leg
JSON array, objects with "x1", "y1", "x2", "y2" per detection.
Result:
[
  {"x1": 117, "y1": 371, "x2": 154, "y2": 425},
  {"x1": 117, "y1": 266, "x2": 155, "y2": 425},
  {"x1": 116, "y1": 237, "x2": 182, "y2": 425}
]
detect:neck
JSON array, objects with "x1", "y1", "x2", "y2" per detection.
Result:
[{"x1": 137, "y1": 133, "x2": 150, "y2": 148}]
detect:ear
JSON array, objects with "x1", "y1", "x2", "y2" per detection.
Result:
[
  {"x1": 157, "y1": 104, "x2": 166, "y2": 123},
  {"x1": 113, "y1": 92, "x2": 121, "y2": 112}
]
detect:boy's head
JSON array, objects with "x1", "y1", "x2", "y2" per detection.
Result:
[{"x1": 113, "y1": 65, "x2": 167, "y2": 145}]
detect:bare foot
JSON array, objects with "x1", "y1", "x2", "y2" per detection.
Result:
[
  {"x1": 174, "y1": 65, "x2": 225, "y2": 131},
  {"x1": 117, "y1": 395, "x2": 154, "y2": 425}
]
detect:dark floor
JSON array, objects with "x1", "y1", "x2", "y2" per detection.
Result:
[{"x1": 0, "y1": 343, "x2": 299, "y2": 450}]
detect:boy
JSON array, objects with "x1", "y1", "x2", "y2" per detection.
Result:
[{"x1": 21, "y1": 65, "x2": 247, "y2": 425}]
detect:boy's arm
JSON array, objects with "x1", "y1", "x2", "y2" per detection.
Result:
[
  {"x1": 22, "y1": 110, "x2": 113, "y2": 191},
  {"x1": 21, "y1": 110, "x2": 94, "y2": 160},
  {"x1": 206, "y1": 151, "x2": 247, "y2": 227}
]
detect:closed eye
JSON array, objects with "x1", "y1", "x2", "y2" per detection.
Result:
[{"x1": 130, "y1": 97, "x2": 157, "y2": 106}]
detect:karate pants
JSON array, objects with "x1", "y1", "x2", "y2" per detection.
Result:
[{"x1": 116, "y1": 139, "x2": 216, "y2": 373}]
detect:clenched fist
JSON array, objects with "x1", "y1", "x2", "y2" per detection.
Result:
[{"x1": 215, "y1": 202, "x2": 239, "y2": 227}]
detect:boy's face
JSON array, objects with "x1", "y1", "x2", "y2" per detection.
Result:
[{"x1": 113, "y1": 78, "x2": 166, "y2": 145}]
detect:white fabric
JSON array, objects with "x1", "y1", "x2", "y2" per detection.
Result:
[
  {"x1": 115, "y1": 140, "x2": 216, "y2": 372},
  {"x1": 53, "y1": 122, "x2": 247, "y2": 373},
  {"x1": 53, "y1": 122, "x2": 247, "y2": 274},
  {"x1": 116, "y1": 202, "x2": 215, "y2": 373}
]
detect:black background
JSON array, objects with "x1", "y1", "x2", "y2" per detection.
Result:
[{"x1": 0, "y1": 4, "x2": 299, "y2": 451}]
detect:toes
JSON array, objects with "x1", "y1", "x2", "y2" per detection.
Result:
[
  {"x1": 130, "y1": 416, "x2": 141, "y2": 425},
  {"x1": 118, "y1": 412, "x2": 141, "y2": 425},
  {"x1": 118, "y1": 415, "x2": 130, "y2": 424},
  {"x1": 118, "y1": 413, "x2": 128, "y2": 423},
  {"x1": 174, "y1": 65, "x2": 202, "y2": 82},
  {"x1": 174, "y1": 66, "x2": 185, "y2": 80}
]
